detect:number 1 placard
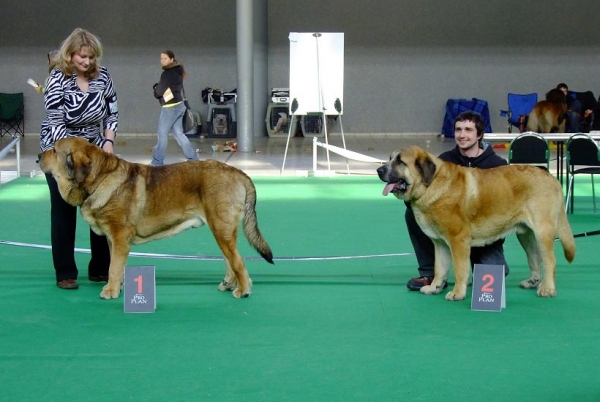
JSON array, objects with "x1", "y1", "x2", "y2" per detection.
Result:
[
  {"x1": 471, "y1": 264, "x2": 505, "y2": 312},
  {"x1": 124, "y1": 266, "x2": 156, "y2": 313}
]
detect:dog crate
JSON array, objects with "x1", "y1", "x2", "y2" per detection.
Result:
[
  {"x1": 271, "y1": 87, "x2": 290, "y2": 104},
  {"x1": 300, "y1": 114, "x2": 325, "y2": 137},
  {"x1": 207, "y1": 103, "x2": 236, "y2": 139},
  {"x1": 265, "y1": 102, "x2": 290, "y2": 138}
]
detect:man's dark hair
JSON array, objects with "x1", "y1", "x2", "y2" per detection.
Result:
[
  {"x1": 557, "y1": 83, "x2": 568, "y2": 91},
  {"x1": 455, "y1": 111, "x2": 485, "y2": 138}
]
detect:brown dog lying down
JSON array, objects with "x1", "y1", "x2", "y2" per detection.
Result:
[
  {"x1": 377, "y1": 146, "x2": 575, "y2": 301},
  {"x1": 39, "y1": 137, "x2": 273, "y2": 300}
]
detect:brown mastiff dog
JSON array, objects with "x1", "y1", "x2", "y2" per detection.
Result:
[
  {"x1": 527, "y1": 88, "x2": 567, "y2": 133},
  {"x1": 39, "y1": 137, "x2": 273, "y2": 300},
  {"x1": 377, "y1": 146, "x2": 575, "y2": 301}
]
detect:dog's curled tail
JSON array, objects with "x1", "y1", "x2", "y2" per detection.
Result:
[
  {"x1": 557, "y1": 210, "x2": 576, "y2": 263},
  {"x1": 243, "y1": 179, "x2": 274, "y2": 264}
]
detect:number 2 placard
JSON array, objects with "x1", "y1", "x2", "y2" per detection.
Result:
[
  {"x1": 471, "y1": 264, "x2": 506, "y2": 312},
  {"x1": 124, "y1": 266, "x2": 156, "y2": 313}
]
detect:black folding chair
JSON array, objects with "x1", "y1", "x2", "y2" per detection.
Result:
[
  {"x1": 0, "y1": 93, "x2": 25, "y2": 138},
  {"x1": 565, "y1": 133, "x2": 600, "y2": 213},
  {"x1": 508, "y1": 131, "x2": 550, "y2": 171}
]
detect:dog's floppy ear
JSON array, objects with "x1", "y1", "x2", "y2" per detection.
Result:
[
  {"x1": 66, "y1": 150, "x2": 92, "y2": 183},
  {"x1": 415, "y1": 153, "x2": 437, "y2": 186}
]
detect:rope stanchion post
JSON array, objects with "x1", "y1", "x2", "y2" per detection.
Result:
[
  {"x1": 280, "y1": 98, "x2": 299, "y2": 175},
  {"x1": 313, "y1": 136, "x2": 317, "y2": 172},
  {"x1": 334, "y1": 98, "x2": 349, "y2": 174}
]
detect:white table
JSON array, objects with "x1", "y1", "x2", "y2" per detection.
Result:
[{"x1": 483, "y1": 132, "x2": 600, "y2": 186}]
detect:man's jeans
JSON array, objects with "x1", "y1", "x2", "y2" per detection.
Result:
[{"x1": 566, "y1": 100, "x2": 583, "y2": 133}]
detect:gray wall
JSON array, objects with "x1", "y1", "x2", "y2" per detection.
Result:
[{"x1": 1, "y1": 0, "x2": 599, "y2": 135}]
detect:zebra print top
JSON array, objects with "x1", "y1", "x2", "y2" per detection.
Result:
[{"x1": 40, "y1": 66, "x2": 118, "y2": 151}]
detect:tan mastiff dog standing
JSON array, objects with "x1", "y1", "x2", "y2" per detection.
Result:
[
  {"x1": 39, "y1": 137, "x2": 273, "y2": 300},
  {"x1": 377, "y1": 146, "x2": 575, "y2": 301}
]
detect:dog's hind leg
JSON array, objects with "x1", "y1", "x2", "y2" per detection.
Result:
[
  {"x1": 534, "y1": 223, "x2": 558, "y2": 297},
  {"x1": 205, "y1": 199, "x2": 252, "y2": 297},
  {"x1": 220, "y1": 250, "x2": 251, "y2": 298},
  {"x1": 218, "y1": 259, "x2": 239, "y2": 292},
  {"x1": 219, "y1": 257, "x2": 252, "y2": 297},
  {"x1": 517, "y1": 229, "x2": 542, "y2": 290},
  {"x1": 213, "y1": 229, "x2": 252, "y2": 298}
]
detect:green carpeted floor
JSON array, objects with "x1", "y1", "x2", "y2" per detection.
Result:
[{"x1": 1, "y1": 176, "x2": 599, "y2": 401}]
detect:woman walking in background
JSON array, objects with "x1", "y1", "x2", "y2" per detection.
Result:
[
  {"x1": 151, "y1": 50, "x2": 198, "y2": 166},
  {"x1": 40, "y1": 28, "x2": 117, "y2": 289}
]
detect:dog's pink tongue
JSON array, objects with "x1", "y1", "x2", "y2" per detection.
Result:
[{"x1": 382, "y1": 183, "x2": 396, "y2": 196}]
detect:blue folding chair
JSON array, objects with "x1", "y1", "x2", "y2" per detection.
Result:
[
  {"x1": 499, "y1": 93, "x2": 538, "y2": 133},
  {"x1": 441, "y1": 98, "x2": 492, "y2": 138}
]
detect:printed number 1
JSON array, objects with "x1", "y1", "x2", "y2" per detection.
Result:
[
  {"x1": 481, "y1": 274, "x2": 494, "y2": 292},
  {"x1": 134, "y1": 275, "x2": 143, "y2": 294}
]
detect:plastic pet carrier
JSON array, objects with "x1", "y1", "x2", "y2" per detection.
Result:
[
  {"x1": 300, "y1": 114, "x2": 325, "y2": 137},
  {"x1": 265, "y1": 103, "x2": 290, "y2": 137},
  {"x1": 207, "y1": 104, "x2": 236, "y2": 139}
]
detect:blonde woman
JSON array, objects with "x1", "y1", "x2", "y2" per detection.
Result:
[{"x1": 40, "y1": 28, "x2": 118, "y2": 289}]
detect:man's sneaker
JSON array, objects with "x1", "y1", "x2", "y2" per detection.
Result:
[{"x1": 406, "y1": 276, "x2": 448, "y2": 291}]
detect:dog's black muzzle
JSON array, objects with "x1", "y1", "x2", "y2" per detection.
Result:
[{"x1": 377, "y1": 164, "x2": 391, "y2": 182}]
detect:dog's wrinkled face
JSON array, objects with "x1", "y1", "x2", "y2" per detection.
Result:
[
  {"x1": 376, "y1": 146, "x2": 437, "y2": 201},
  {"x1": 38, "y1": 137, "x2": 95, "y2": 205},
  {"x1": 39, "y1": 137, "x2": 92, "y2": 180}
]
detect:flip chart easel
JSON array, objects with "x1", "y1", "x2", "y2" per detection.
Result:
[{"x1": 281, "y1": 32, "x2": 345, "y2": 174}]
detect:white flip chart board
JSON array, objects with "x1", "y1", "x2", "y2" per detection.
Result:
[{"x1": 289, "y1": 32, "x2": 344, "y2": 116}]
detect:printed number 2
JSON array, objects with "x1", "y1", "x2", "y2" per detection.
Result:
[
  {"x1": 134, "y1": 275, "x2": 143, "y2": 294},
  {"x1": 481, "y1": 274, "x2": 494, "y2": 292}
]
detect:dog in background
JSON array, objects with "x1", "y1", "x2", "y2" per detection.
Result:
[
  {"x1": 214, "y1": 114, "x2": 228, "y2": 135},
  {"x1": 273, "y1": 112, "x2": 288, "y2": 133},
  {"x1": 38, "y1": 137, "x2": 273, "y2": 300},
  {"x1": 527, "y1": 88, "x2": 567, "y2": 133},
  {"x1": 377, "y1": 146, "x2": 575, "y2": 301}
]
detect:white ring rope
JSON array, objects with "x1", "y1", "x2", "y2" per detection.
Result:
[{"x1": 0, "y1": 240, "x2": 410, "y2": 262}]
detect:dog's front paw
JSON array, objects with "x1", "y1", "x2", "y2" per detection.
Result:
[
  {"x1": 444, "y1": 290, "x2": 466, "y2": 301},
  {"x1": 420, "y1": 284, "x2": 441, "y2": 295},
  {"x1": 536, "y1": 284, "x2": 556, "y2": 298},
  {"x1": 519, "y1": 277, "x2": 541, "y2": 289},
  {"x1": 100, "y1": 283, "x2": 121, "y2": 299}
]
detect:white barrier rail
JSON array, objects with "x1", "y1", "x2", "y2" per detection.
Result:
[
  {"x1": 312, "y1": 136, "x2": 385, "y2": 173},
  {"x1": 0, "y1": 136, "x2": 21, "y2": 183}
]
